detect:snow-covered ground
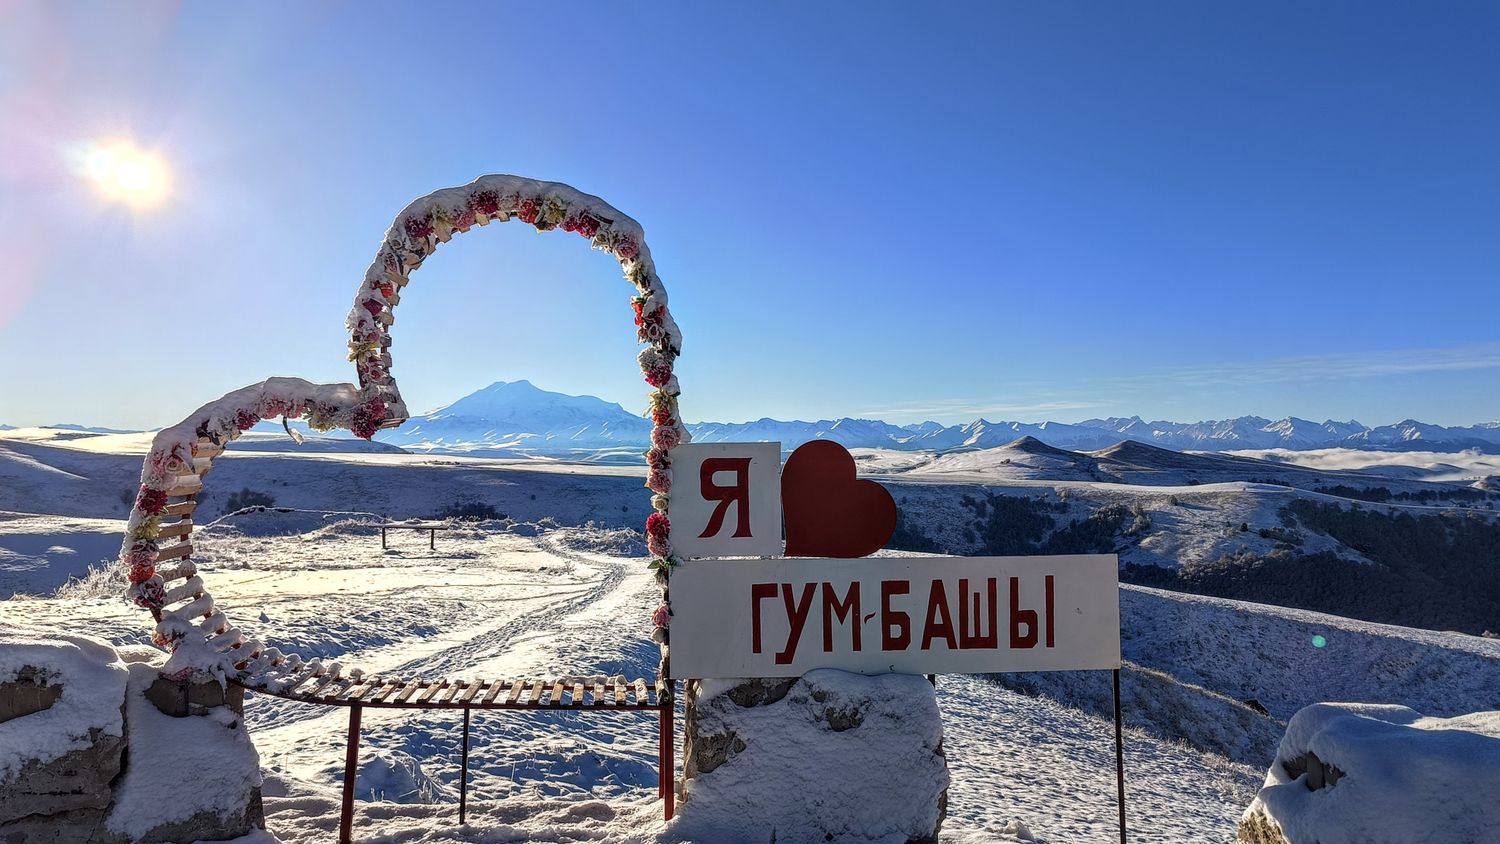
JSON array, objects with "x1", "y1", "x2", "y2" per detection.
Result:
[
  {"x1": 4, "y1": 431, "x2": 1499, "y2": 842},
  {"x1": 6, "y1": 508, "x2": 1498, "y2": 842}
]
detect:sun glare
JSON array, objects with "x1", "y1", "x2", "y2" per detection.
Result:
[{"x1": 81, "y1": 139, "x2": 171, "y2": 209}]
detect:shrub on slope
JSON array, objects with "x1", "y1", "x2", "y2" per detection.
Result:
[{"x1": 1125, "y1": 501, "x2": 1500, "y2": 634}]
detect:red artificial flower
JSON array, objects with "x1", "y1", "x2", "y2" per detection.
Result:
[
  {"x1": 133, "y1": 579, "x2": 166, "y2": 609},
  {"x1": 646, "y1": 511, "x2": 670, "y2": 539},
  {"x1": 125, "y1": 540, "x2": 158, "y2": 567},
  {"x1": 576, "y1": 215, "x2": 601, "y2": 239},
  {"x1": 651, "y1": 407, "x2": 674, "y2": 426},
  {"x1": 651, "y1": 425, "x2": 682, "y2": 450},
  {"x1": 361, "y1": 299, "x2": 384, "y2": 318},
  {"x1": 235, "y1": 410, "x2": 260, "y2": 431},
  {"x1": 644, "y1": 362, "x2": 672, "y2": 388},
  {"x1": 136, "y1": 486, "x2": 168, "y2": 515},
  {"x1": 453, "y1": 209, "x2": 476, "y2": 231},
  {"x1": 516, "y1": 197, "x2": 539, "y2": 225},
  {"x1": 351, "y1": 397, "x2": 388, "y2": 440},
  {"x1": 647, "y1": 468, "x2": 671, "y2": 494},
  {"x1": 647, "y1": 535, "x2": 670, "y2": 559},
  {"x1": 468, "y1": 189, "x2": 501, "y2": 216},
  {"x1": 646, "y1": 447, "x2": 671, "y2": 471},
  {"x1": 616, "y1": 238, "x2": 639, "y2": 260},
  {"x1": 404, "y1": 215, "x2": 434, "y2": 240},
  {"x1": 128, "y1": 561, "x2": 155, "y2": 584}
]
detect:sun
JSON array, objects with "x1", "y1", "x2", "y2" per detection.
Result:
[{"x1": 81, "y1": 139, "x2": 171, "y2": 209}]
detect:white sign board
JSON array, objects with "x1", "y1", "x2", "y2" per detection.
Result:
[
  {"x1": 670, "y1": 555, "x2": 1120, "y2": 678},
  {"x1": 667, "y1": 442, "x2": 782, "y2": 559}
]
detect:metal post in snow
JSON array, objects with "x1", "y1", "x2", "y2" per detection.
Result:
[
  {"x1": 459, "y1": 707, "x2": 470, "y2": 825},
  {"x1": 340, "y1": 704, "x2": 362, "y2": 844},
  {"x1": 664, "y1": 698, "x2": 676, "y2": 820},
  {"x1": 1113, "y1": 668, "x2": 1127, "y2": 844}
]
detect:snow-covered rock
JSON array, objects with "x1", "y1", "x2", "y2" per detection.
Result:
[
  {"x1": 678, "y1": 670, "x2": 948, "y2": 844},
  {"x1": 106, "y1": 656, "x2": 266, "y2": 843},
  {"x1": 0, "y1": 630, "x2": 265, "y2": 843},
  {"x1": 1238, "y1": 703, "x2": 1500, "y2": 844},
  {"x1": 0, "y1": 632, "x2": 128, "y2": 831}
]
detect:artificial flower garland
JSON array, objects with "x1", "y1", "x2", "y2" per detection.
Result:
[
  {"x1": 119, "y1": 176, "x2": 686, "y2": 688},
  {"x1": 120, "y1": 379, "x2": 388, "y2": 642}
]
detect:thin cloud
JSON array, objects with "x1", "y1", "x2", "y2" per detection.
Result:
[
  {"x1": 859, "y1": 343, "x2": 1500, "y2": 425},
  {"x1": 1105, "y1": 343, "x2": 1500, "y2": 390}
]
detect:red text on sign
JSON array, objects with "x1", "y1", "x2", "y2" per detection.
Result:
[
  {"x1": 750, "y1": 576, "x2": 1056, "y2": 661},
  {"x1": 699, "y1": 457, "x2": 754, "y2": 538}
]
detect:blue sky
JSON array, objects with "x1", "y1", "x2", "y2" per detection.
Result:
[{"x1": 1, "y1": 1, "x2": 1496, "y2": 429}]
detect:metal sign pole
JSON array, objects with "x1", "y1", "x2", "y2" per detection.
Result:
[{"x1": 1113, "y1": 668, "x2": 1127, "y2": 844}]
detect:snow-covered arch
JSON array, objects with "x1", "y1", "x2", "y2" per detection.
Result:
[{"x1": 117, "y1": 175, "x2": 686, "y2": 685}]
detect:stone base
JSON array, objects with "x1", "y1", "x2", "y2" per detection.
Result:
[
  {"x1": 145, "y1": 675, "x2": 244, "y2": 718},
  {"x1": 0, "y1": 667, "x2": 63, "y2": 724},
  {"x1": 0, "y1": 725, "x2": 125, "y2": 826},
  {"x1": 1237, "y1": 811, "x2": 1292, "y2": 844},
  {"x1": 0, "y1": 641, "x2": 264, "y2": 844},
  {"x1": 679, "y1": 670, "x2": 948, "y2": 844}
]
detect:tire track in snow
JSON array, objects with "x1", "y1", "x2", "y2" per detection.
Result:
[
  {"x1": 378, "y1": 532, "x2": 628, "y2": 679},
  {"x1": 244, "y1": 530, "x2": 628, "y2": 729}
]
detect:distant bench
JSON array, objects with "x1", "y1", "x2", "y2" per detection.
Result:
[{"x1": 379, "y1": 521, "x2": 450, "y2": 550}]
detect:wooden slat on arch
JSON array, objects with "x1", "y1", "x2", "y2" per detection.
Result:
[{"x1": 164, "y1": 501, "x2": 198, "y2": 518}]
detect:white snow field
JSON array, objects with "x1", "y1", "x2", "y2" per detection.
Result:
[
  {"x1": 5, "y1": 510, "x2": 1498, "y2": 842},
  {"x1": 3, "y1": 432, "x2": 1499, "y2": 842},
  {"x1": 3, "y1": 515, "x2": 1253, "y2": 843}
]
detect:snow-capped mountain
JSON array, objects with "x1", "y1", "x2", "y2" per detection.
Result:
[
  {"x1": 376, "y1": 380, "x2": 651, "y2": 451},
  {"x1": 1073, "y1": 415, "x2": 1500, "y2": 453}
]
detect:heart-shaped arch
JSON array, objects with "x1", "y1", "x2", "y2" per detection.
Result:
[{"x1": 118, "y1": 175, "x2": 686, "y2": 685}]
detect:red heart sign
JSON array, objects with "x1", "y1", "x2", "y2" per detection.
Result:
[{"x1": 782, "y1": 439, "x2": 898, "y2": 558}]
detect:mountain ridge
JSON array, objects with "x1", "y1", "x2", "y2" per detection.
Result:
[
  {"x1": 381, "y1": 381, "x2": 1500, "y2": 456},
  {"x1": 12, "y1": 380, "x2": 1500, "y2": 455}
]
